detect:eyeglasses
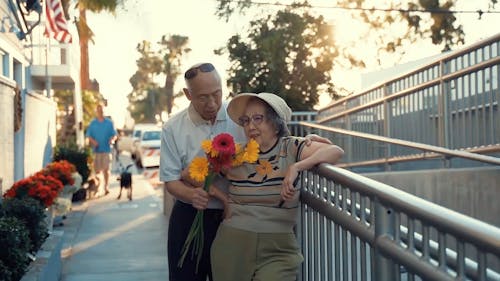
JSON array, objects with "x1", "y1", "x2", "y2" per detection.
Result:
[
  {"x1": 238, "y1": 114, "x2": 265, "y2": 127},
  {"x1": 184, "y1": 63, "x2": 215, "y2": 79}
]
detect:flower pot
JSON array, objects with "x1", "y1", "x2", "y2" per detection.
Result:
[{"x1": 44, "y1": 206, "x2": 54, "y2": 232}]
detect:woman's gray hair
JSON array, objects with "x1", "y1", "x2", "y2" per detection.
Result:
[{"x1": 263, "y1": 101, "x2": 290, "y2": 137}]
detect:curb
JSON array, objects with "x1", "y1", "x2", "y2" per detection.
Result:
[{"x1": 20, "y1": 230, "x2": 64, "y2": 281}]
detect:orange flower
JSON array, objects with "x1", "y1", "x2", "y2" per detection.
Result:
[{"x1": 256, "y1": 160, "x2": 273, "y2": 176}]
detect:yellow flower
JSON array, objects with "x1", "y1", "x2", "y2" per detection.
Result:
[
  {"x1": 189, "y1": 157, "x2": 209, "y2": 182},
  {"x1": 235, "y1": 143, "x2": 242, "y2": 154},
  {"x1": 201, "y1": 140, "x2": 212, "y2": 154},
  {"x1": 232, "y1": 153, "x2": 244, "y2": 166},
  {"x1": 242, "y1": 139, "x2": 259, "y2": 163}
]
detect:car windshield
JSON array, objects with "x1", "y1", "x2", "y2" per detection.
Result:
[{"x1": 142, "y1": 131, "x2": 161, "y2": 141}]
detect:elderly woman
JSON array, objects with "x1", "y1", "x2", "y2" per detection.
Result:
[{"x1": 211, "y1": 92, "x2": 344, "y2": 281}]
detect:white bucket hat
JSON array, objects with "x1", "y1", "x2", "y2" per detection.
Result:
[{"x1": 227, "y1": 92, "x2": 292, "y2": 125}]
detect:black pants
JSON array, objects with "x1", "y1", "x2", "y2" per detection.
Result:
[{"x1": 168, "y1": 200, "x2": 223, "y2": 281}]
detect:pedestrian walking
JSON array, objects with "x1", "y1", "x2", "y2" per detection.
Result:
[{"x1": 86, "y1": 103, "x2": 117, "y2": 196}]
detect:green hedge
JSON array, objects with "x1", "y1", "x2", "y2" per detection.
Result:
[
  {"x1": 2, "y1": 197, "x2": 48, "y2": 252},
  {"x1": 0, "y1": 197, "x2": 48, "y2": 281},
  {"x1": 0, "y1": 216, "x2": 31, "y2": 281}
]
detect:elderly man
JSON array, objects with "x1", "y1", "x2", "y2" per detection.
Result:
[{"x1": 159, "y1": 63, "x2": 245, "y2": 281}]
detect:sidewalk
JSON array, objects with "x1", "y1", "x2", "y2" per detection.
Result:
[{"x1": 58, "y1": 172, "x2": 169, "y2": 281}]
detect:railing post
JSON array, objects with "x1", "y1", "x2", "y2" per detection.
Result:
[
  {"x1": 438, "y1": 60, "x2": 451, "y2": 168},
  {"x1": 383, "y1": 83, "x2": 392, "y2": 171},
  {"x1": 374, "y1": 201, "x2": 397, "y2": 280},
  {"x1": 345, "y1": 114, "x2": 353, "y2": 163}
]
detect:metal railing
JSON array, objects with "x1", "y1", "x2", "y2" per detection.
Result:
[
  {"x1": 300, "y1": 121, "x2": 500, "y2": 167},
  {"x1": 297, "y1": 164, "x2": 500, "y2": 281},
  {"x1": 312, "y1": 33, "x2": 499, "y2": 171},
  {"x1": 289, "y1": 111, "x2": 317, "y2": 136}
]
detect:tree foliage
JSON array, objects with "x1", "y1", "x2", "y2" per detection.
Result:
[
  {"x1": 224, "y1": 10, "x2": 342, "y2": 111},
  {"x1": 216, "y1": 0, "x2": 497, "y2": 52},
  {"x1": 54, "y1": 90, "x2": 103, "y2": 144},
  {"x1": 158, "y1": 35, "x2": 191, "y2": 116},
  {"x1": 215, "y1": 0, "x2": 497, "y2": 110},
  {"x1": 128, "y1": 36, "x2": 190, "y2": 123}
]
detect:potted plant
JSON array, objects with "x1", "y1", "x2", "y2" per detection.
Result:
[
  {"x1": 2, "y1": 197, "x2": 48, "y2": 252},
  {"x1": 0, "y1": 216, "x2": 31, "y2": 281}
]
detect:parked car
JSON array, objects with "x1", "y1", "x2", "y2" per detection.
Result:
[
  {"x1": 134, "y1": 127, "x2": 162, "y2": 168},
  {"x1": 130, "y1": 123, "x2": 159, "y2": 158}
]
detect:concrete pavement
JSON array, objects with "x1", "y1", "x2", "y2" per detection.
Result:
[{"x1": 58, "y1": 165, "x2": 169, "y2": 280}]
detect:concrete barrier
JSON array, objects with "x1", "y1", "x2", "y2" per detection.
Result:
[{"x1": 364, "y1": 166, "x2": 500, "y2": 227}]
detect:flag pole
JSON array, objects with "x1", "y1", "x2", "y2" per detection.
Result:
[{"x1": 44, "y1": 0, "x2": 52, "y2": 98}]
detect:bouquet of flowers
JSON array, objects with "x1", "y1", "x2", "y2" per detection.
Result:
[{"x1": 178, "y1": 133, "x2": 259, "y2": 272}]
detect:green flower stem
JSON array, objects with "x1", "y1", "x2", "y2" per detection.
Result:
[{"x1": 177, "y1": 172, "x2": 216, "y2": 273}]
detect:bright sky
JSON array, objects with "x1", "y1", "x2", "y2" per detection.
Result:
[{"x1": 87, "y1": 0, "x2": 500, "y2": 128}]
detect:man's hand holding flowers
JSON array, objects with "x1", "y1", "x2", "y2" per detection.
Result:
[{"x1": 180, "y1": 168, "x2": 211, "y2": 210}]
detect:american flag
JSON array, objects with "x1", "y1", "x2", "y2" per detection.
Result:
[{"x1": 44, "y1": 0, "x2": 72, "y2": 43}]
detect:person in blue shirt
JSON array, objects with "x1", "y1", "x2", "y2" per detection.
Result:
[{"x1": 86, "y1": 103, "x2": 117, "y2": 195}]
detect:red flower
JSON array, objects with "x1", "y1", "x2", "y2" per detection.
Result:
[
  {"x1": 33, "y1": 173, "x2": 64, "y2": 194},
  {"x1": 208, "y1": 133, "x2": 236, "y2": 173},
  {"x1": 3, "y1": 172, "x2": 64, "y2": 207},
  {"x1": 208, "y1": 153, "x2": 233, "y2": 173},
  {"x1": 212, "y1": 133, "x2": 236, "y2": 155},
  {"x1": 42, "y1": 160, "x2": 76, "y2": 186}
]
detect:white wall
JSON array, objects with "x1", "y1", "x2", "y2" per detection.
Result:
[
  {"x1": 23, "y1": 92, "x2": 56, "y2": 177},
  {"x1": 0, "y1": 76, "x2": 15, "y2": 193}
]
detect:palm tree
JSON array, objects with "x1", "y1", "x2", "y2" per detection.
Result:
[
  {"x1": 61, "y1": 0, "x2": 122, "y2": 90},
  {"x1": 158, "y1": 35, "x2": 191, "y2": 116}
]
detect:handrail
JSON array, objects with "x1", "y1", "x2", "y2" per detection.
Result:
[
  {"x1": 317, "y1": 33, "x2": 500, "y2": 114},
  {"x1": 336, "y1": 144, "x2": 500, "y2": 168},
  {"x1": 316, "y1": 184, "x2": 500, "y2": 280},
  {"x1": 316, "y1": 56, "x2": 500, "y2": 124},
  {"x1": 299, "y1": 164, "x2": 500, "y2": 280},
  {"x1": 300, "y1": 121, "x2": 500, "y2": 165},
  {"x1": 314, "y1": 164, "x2": 500, "y2": 253}
]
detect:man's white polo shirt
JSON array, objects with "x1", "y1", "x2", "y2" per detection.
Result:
[{"x1": 159, "y1": 101, "x2": 245, "y2": 209}]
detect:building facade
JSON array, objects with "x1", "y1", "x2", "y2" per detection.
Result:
[{"x1": 0, "y1": 0, "x2": 82, "y2": 194}]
